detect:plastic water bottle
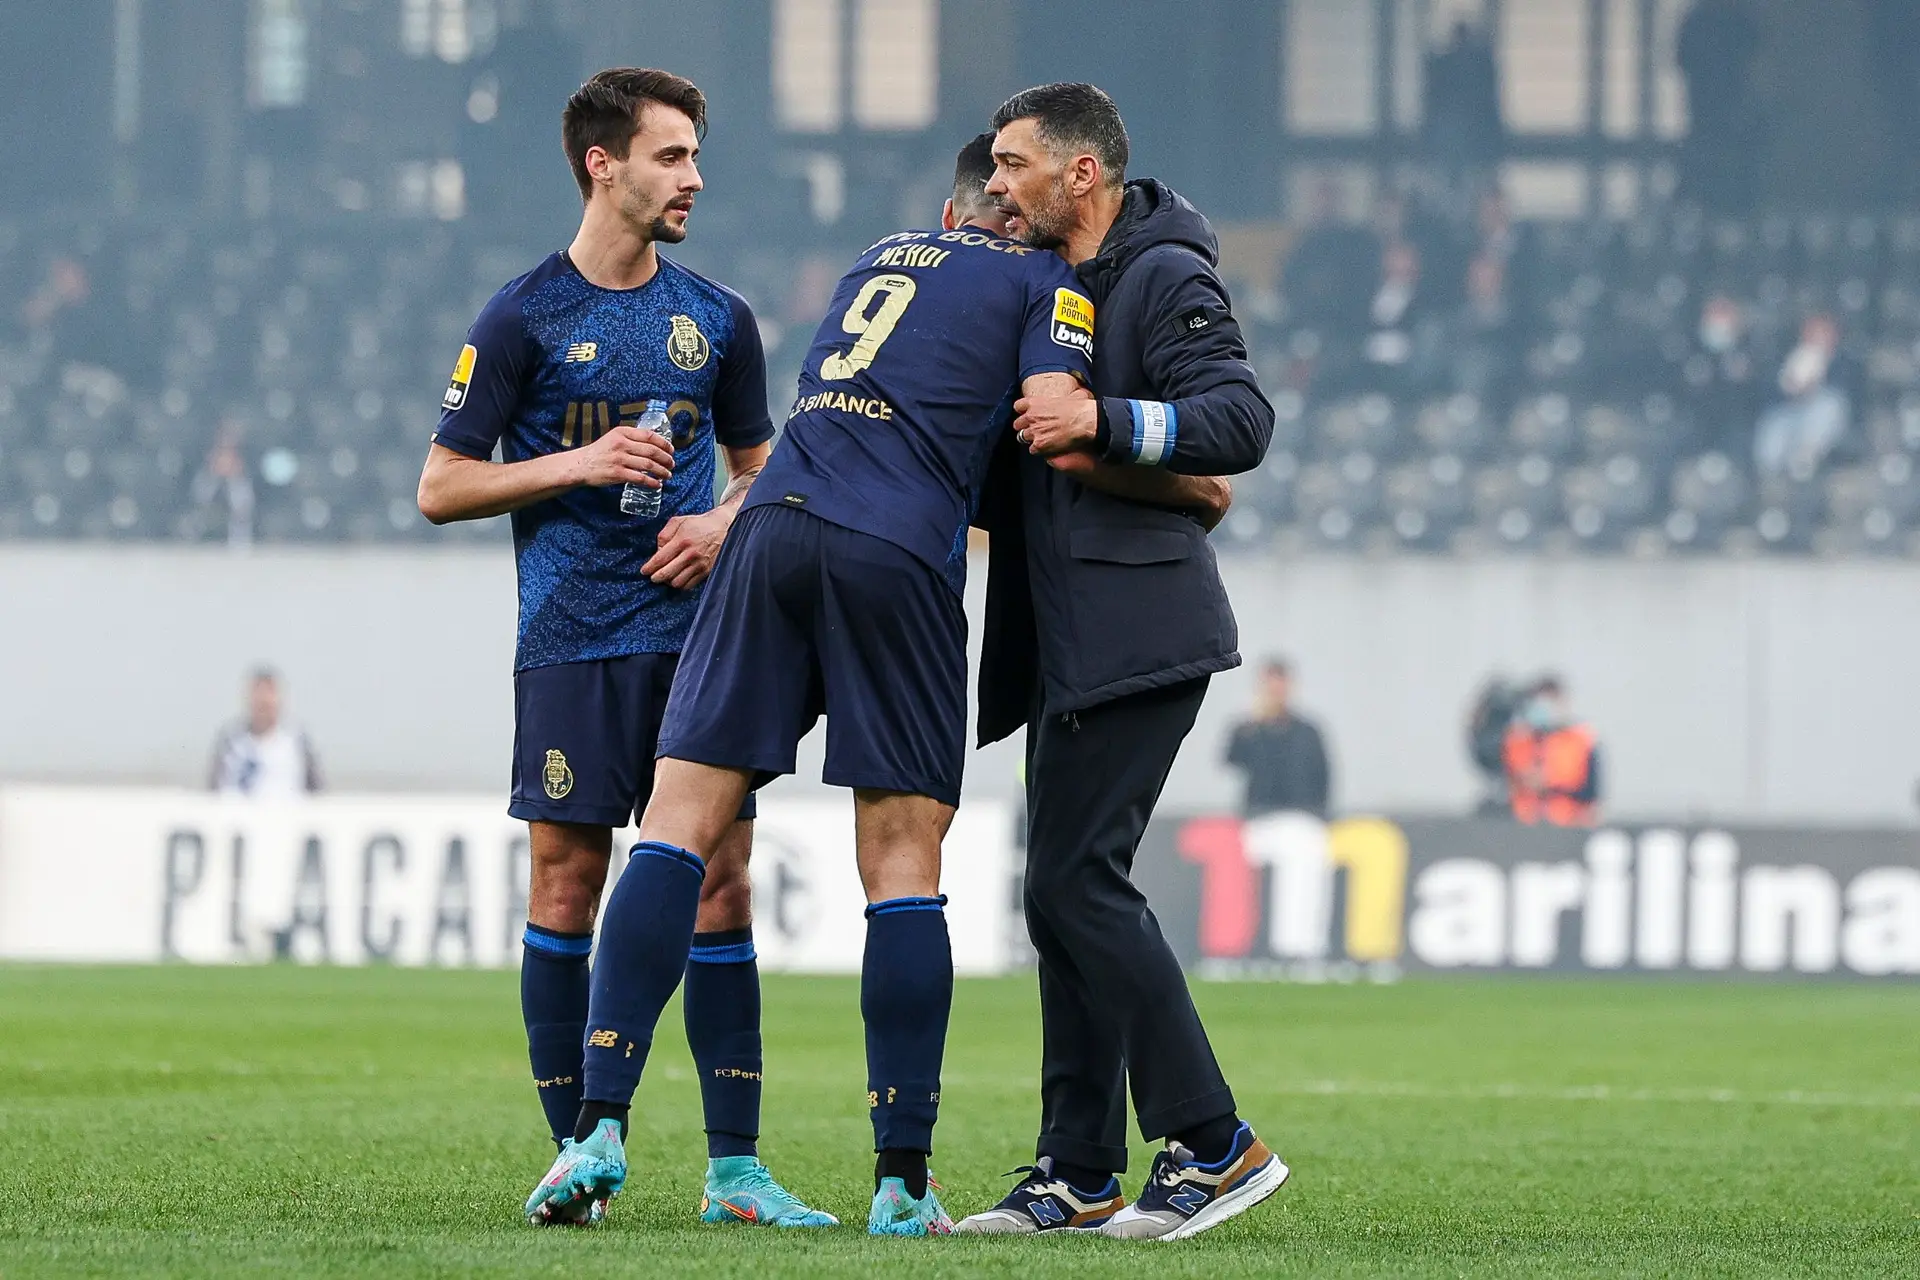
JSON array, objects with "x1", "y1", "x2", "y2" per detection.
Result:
[{"x1": 619, "y1": 399, "x2": 673, "y2": 518}]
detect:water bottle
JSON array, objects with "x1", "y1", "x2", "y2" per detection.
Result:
[{"x1": 619, "y1": 399, "x2": 673, "y2": 518}]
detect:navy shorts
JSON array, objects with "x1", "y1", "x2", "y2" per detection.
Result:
[
  {"x1": 658, "y1": 502, "x2": 967, "y2": 807},
  {"x1": 510, "y1": 653, "x2": 757, "y2": 827}
]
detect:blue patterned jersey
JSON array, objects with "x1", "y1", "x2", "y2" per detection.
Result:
[
  {"x1": 432, "y1": 251, "x2": 772, "y2": 671},
  {"x1": 747, "y1": 228, "x2": 1093, "y2": 593}
]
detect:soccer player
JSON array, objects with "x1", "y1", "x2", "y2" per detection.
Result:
[{"x1": 416, "y1": 68, "x2": 830, "y2": 1229}]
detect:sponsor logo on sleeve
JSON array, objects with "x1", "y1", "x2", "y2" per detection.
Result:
[
  {"x1": 442, "y1": 343, "x2": 477, "y2": 411},
  {"x1": 1051, "y1": 288, "x2": 1095, "y2": 356}
]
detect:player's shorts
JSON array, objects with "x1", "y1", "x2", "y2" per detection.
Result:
[
  {"x1": 510, "y1": 653, "x2": 757, "y2": 828},
  {"x1": 657, "y1": 502, "x2": 967, "y2": 807}
]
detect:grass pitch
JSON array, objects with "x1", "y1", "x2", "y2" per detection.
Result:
[{"x1": 0, "y1": 967, "x2": 1912, "y2": 1278}]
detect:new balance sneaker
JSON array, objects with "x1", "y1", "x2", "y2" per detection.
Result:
[
  {"x1": 867, "y1": 1175, "x2": 955, "y2": 1237},
  {"x1": 700, "y1": 1155, "x2": 839, "y2": 1227},
  {"x1": 525, "y1": 1118, "x2": 627, "y2": 1226},
  {"x1": 1100, "y1": 1124, "x2": 1288, "y2": 1242},
  {"x1": 954, "y1": 1158, "x2": 1126, "y2": 1234}
]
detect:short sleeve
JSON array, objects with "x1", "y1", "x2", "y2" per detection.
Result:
[
  {"x1": 712, "y1": 290, "x2": 776, "y2": 448},
  {"x1": 1017, "y1": 258, "x2": 1095, "y2": 385},
  {"x1": 430, "y1": 292, "x2": 532, "y2": 461}
]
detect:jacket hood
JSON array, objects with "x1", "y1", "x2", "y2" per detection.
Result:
[{"x1": 1078, "y1": 178, "x2": 1218, "y2": 295}]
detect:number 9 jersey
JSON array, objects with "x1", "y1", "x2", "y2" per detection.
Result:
[{"x1": 744, "y1": 227, "x2": 1095, "y2": 595}]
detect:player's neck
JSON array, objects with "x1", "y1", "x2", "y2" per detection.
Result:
[
  {"x1": 567, "y1": 207, "x2": 661, "y2": 291},
  {"x1": 1064, "y1": 186, "x2": 1126, "y2": 267}
]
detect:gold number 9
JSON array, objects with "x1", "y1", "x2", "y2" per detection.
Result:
[{"x1": 820, "y1": 273, "x2": 919, "y2": 380}]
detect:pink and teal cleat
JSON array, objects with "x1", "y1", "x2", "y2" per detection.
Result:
[
  {"x1": 867, "y1": 1175, "x2": 954, "y2": 1237},
  {"x1": 524, "y1": 1118, "x2": 626, "y2": 1226}
]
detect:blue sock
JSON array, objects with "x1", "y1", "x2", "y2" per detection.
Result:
[
  {"x1": 578, "y1": 841, "x2": 705, "y2": 1126},
  {"x1": 521, "y1": 923, "x2": 592, "y2": 1146},
  {"x1": 686, "y1": 927, "x2": 763, "y2": 1160},
  {"x1": 861, "y1": 896, "x2": 952, "y2": 1156}
]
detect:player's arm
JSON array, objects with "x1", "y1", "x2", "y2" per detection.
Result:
[
  {"x1": 1025, "y1": 377, "x2": 1232, "y2": 530},
  {"x1": 641, "y1": 440, "x2": 771, "y2": 588},
  {"x1": 1046, "y1": 450, "x2": 1232, "y2": 531},
  {"x1": 418, "y1": 432, "x2": 674, "y2": 524},
  {"x1": 640, "y1": 289, "x2": 777, "y2": 588},
  {"x1": 415, "y1": 293, "x2": 674, "y2": 524}
]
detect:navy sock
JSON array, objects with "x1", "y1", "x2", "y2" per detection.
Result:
[
  {"x1": 520, "y1": 923, "x2": 592, "y2": 1146},
  {"x1": 1051, "y1": 1159, "x2": 1119, "y2": 1198},
  {"x1": 578, "y1": 841, "x2": 705, "y2": 1116},
  {"x1": 1174, "y1": 1113, "x2": 1244, "y2": 1166},
  {"x1": 862, "y1": 896, "x2": 952, "y2": 1158},
  {"x1": 685, "y1": 927, "x2": 762, "y2": 1160}
]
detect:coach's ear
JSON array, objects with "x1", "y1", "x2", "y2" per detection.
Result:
[{"x1": 940, "y1": 198, "x2": 957, "y2": 231}]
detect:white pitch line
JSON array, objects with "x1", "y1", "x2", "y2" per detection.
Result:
[{"x1": 1270, "y1": 1079, "x2": 1920, "y2": 1109}]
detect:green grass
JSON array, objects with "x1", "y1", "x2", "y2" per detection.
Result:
[{"x1": 0, "y1": 968, "x2": 1913, "y2": 1278}]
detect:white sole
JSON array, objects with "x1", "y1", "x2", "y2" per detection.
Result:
[
  {"x1": 1158, "y1": 1156, "x2": 1290, "y2": 1242},
  {"x1": 954, "y1": 1214, "x2": 1109, "y2": 1236}
]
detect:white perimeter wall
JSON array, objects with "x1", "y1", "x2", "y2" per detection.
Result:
[{"x1": 3, "y1": 545, "x2": 1918, "y2": 824}]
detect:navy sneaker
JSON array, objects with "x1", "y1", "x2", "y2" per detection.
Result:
[
  {"x1": 953, "y1": 1157, "x2": 1127, "y2": 1234},
  {"x1": 1101, "y1": 1124, "x2": 1288, "y2": 1242}
]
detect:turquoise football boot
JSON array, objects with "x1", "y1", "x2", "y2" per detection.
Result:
[
  {"x1": 867, "y1": 1175, "x2": 955, "y2": 1236},
  {"x1": 699, "y1": 1156, "x2": 839, "y2": 1227},
  {"x1": 525, "y1": 1118, "x2": 626, "y2": 1226}
]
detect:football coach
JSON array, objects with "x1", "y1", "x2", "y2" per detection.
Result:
[{"x1": 957, "y1": 84, "x2": 1287, "y2": 1242}]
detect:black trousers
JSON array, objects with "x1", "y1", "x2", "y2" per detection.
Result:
[{"x1": 1024, "y1": 676, "x2": 1236, "y2": 1173}]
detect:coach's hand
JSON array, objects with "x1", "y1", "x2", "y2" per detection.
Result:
[
  {"x1": 573, "y1": 425, "x2": 676, "y2": 490},
  {"x1": 644, "y1": 510, "x2": 729, "y2": 589},
  {"x1": 1014, "y1": 394, "x2": 1100, "y2": 457}
]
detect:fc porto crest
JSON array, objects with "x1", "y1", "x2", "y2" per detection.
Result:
[
  {"x1": 667, "y1": 314, "x2": 710, "y2": 371},
  {"x1": 542, "y1": 749, "x2": 574, "y2": 800}
]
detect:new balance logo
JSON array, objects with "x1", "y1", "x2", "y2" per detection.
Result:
[
  {"x1": 565, "y1": 342, "x2": 598, "y2": 363},
  {"x1": 586, "y1": 1029, "x2": 618, "y2": 1048},
  {"x1": 1167, "y1": 1185, "x2": 1210, "y2": 1216},
  {"x1": 1028, "y1": 1198, "x2": 1066, "y2": 1227}
]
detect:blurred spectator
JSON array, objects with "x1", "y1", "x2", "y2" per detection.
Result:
[
  {"x1": 1361, "y1": 240, "x2": 1443, "y2": 394},
  {"x1": 210, "y1": 668, "x2": 324, "y2": 797},
  {"x1": 1677, "y1": 0, "x2": 1763, "y2": 213},
  {"x1": 1282, "y1": 180, "x2": 1379, "y2": 339},
  {"x1": 1466, "y1": 677, "x2": 1528, "y2": 817},
  {"x1": 188, "y1": 420, "x2": 257, "y2": 548},
  {"x1": 1451, "y1": 253, "x2": 1517, "y2": 414},
  {"x1": 1682, "y1": 294, "x2": 1765, "y2": 452},
  {"x1": 1502, "y1": 676, "x2": 1601, "y2": 827},
  {"x1": 20, "y1": 256, "x2": 112, "y2": 367},
  {"x1": 1225, "y1": 659, "x2": 1332, "y2": 819},
  {"x1": 1421, "y1": 21, "x2": 1504, "y2": 185},
  {"x1": 1754, "y1": 313, "x2": 1853, "y2": 479}
]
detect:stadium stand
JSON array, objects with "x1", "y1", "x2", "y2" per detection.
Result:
[{"x1": 6, "y1": 206, "x2": 1920, "y2": 555}]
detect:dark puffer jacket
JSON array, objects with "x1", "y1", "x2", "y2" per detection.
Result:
[{"x1": 978, "y1": 179, "x2": 1274, "y2": 744}]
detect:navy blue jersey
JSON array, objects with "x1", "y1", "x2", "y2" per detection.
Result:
[
  {"x1": 433, "y1": 252, "x2": 773, "y2": 671},
  {"x1": 746, "y1": 228, "x2": 1094, "y2": 592}
]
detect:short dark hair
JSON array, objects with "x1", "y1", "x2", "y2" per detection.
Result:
[
  {"x1": 562, "y1": 68, "x2": 707, "y2": 201},
  {"x1": 1262, "y1": 658, "x2": 1292, "y2": 679},
  {"x1": 951, "y1": 132, "x2": 997, "y2": 211},
  {"x1": 990, "y1": 82, "x2": 1128, "y2": 187},
  {"x1": 1533, "y1": 674, "x2": 1565, "y2": 698}
]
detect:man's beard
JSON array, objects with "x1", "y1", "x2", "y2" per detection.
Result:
[
  {"x1": 622, "y1": 184, "x2": 689, "y2": 243},
  {"x1": 1007, "y1": 179, "x2": 1073, "y2": 252}
]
